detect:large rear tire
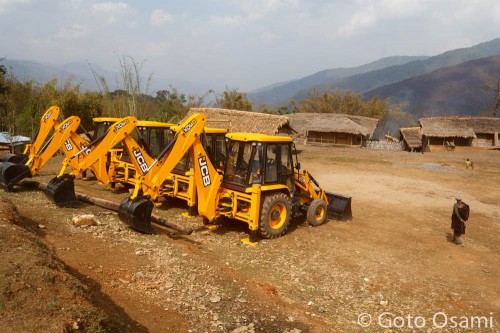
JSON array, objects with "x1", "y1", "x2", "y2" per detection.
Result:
[
  {"x1": 306, "y1": 199, "x2": 328, "y2": 226},
  {"x1": 258, "y1": 192, "x2": 291, "y2": 239}
]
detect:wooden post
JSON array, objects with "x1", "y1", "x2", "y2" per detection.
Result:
[
  {"x1": 494, "y1": 131, "x2": 499, "y2": 146},
  {"x1": 18, "y1": 180, "x2": 193, "y2": 234}
]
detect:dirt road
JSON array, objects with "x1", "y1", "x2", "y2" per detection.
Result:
[{"x1": 1, "y1": 146, "x2": 499, "y2": 332}]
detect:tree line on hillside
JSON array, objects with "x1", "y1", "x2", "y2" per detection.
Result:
[{"x1": 0, "y1": 56, "x2": 405, "y2": 139}]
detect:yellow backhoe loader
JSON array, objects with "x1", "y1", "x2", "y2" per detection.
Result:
[
  {"x1": 0, "y1": 107, "x2": 121, "y2": 192},
  {"x1": 44, "y1": 116, "x2": 228, "y2": 214},
  {"x1": 0, "y1": 113, "x2": 91, "y2": 191},
  {"x1": 118, "y1": 113, "x2": 352, "y2": 241}
]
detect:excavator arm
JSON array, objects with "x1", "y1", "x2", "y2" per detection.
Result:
[
  {"x1": 0, "y1": 116, "x2": 82, "y2": 191},
  {"x1": 2, "y1": 106, "x2": 61, "y2": 164},
  {"x1": 118, "y1": 113, "x2": 223, "y2": 233},
  {"x1": 45, "y1": 117, "x2": 139, "y2": 206}
]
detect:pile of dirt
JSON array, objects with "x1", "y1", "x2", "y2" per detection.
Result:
[{"x1": 0, "y1": 197, "x2": 125, "y2": 333}]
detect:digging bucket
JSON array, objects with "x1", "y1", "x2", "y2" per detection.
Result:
[
  {"x1": 325, "y1": 191, "x2": 352, "y2": 220},
  {"x1": 2, "y1": 153, "x2": 28, "y2": 164},
  {"x1": 44, "y1": 175, "x2": 78, "y2": 207},
  {"x1": 0, "y1": 162, "x2": 32, "y2": 192},
  {"x1": 118, "y1": 196, "x2": 155, "y2": 234}
]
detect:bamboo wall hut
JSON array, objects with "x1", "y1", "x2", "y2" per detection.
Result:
[
  {"x1": 288, "y1": 113, "x2": 378, "y2": 146},
  {"x1": 399, "y1": 127, "x2": 423, "y2": 152},
  {"x1": 419, "y1": 116, "x2": 500, "y2": 150},
  {"x1": 185, "y1": 108, "x2": 294, "y2": 135}
]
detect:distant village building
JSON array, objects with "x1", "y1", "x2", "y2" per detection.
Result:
[
  {"x1": 400, "y1": 127, "x2": 423, "y2": 152},
  {"x1": 0, "y1": 132, "x2": 31, "y2": 158},
  {"x1": 185, "y1": 108, "x2": 294, "y2": 135},
  {"x1": 419, "y1": 116, "x2": 500, "y2": 151},
  {"x1": 287, "y1": 113, "x2": 379, "y2": 146}
]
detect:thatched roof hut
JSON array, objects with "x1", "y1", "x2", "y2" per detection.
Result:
[
  {"x1": 184, "y1": 108, "x2": 294, "y2": 135},
  {"x1": 419, "y1": 116, "x2": 500, "y2": 148},
  {"x1": 289, "y1": 113, "x2": 378, "y2": 136},
  {"x1": 287, "y1": 113, "x2": 379, "y2": 146},
  {"x1": 400, "y1": 127, "x2": 422, "y2": 151},
  {"x1": 419, "y1": 117, "x2": 476, "y2": 138}
]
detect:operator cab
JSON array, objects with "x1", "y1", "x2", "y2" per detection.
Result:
[
  {"x1": 173, "y1": 128, "x2": 227, "y2": 174},
  {"x1": 223, "y1": 133, "x2": 294, "y2": 190}
]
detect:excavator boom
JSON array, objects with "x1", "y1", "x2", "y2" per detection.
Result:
[
  {"x1": 118, "y1": 113, "x2": 223, "y2": 233},
  {"x1": 0, "y1": 115, "x2": 81, "y2": 191},
  {"x1": 45, "y1": 117, "x2": 139, "y2": 206}
]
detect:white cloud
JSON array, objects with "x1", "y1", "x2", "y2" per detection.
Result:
[
  {"x1": 53, "y1": 24, "x2": 88, "y2": 39},
  {"x1": 150, "y1": 9, "x2": 173, "y2": 27},
  {"x1": 91, "y1": 1, "x2": 128, "y2": 23},
  {"x1": 337, "y1": 5, "x2": 377, "y2": 36}
]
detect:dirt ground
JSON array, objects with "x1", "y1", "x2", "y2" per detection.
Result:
[{"x1": 0, "y1": 145, "x2": 499, "y2": 333}]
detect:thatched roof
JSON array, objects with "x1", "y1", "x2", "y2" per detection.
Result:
[
  {"x1": 288, "y1": 113, "x2": 379, "y2": 137},
  {"x1": 419, "y1": 116, "x2": 500, "y2": 138},
  {"x1": 400, "y1": 127, "x2": 422, "y2": 149},
  {"x1": 184, "y1": 108, "x2": 294, "y2": 135}
]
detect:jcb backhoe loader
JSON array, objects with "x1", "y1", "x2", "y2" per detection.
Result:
[
  {"x1": 118, "y1": 113, "x2": 352, "y2": 241},
  {"x1": 0, "y1": 107, "x2": 122, "y2": 192},
  {"x1": 0, "y1": 114, "x2": 91, "y2": 191},
  {"x1": 44, "y1": 116, "x2": 141, "y2": 205}
]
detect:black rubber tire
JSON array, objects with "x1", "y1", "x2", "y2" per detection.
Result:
[
  {"x1": 258, "y1": 192, "x2": 291, "y2": 238},
  {"x1": 307, "y1": 199, "x2": 328, "y2": 226}
]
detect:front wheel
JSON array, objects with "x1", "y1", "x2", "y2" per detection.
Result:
[
  {"x1": 258, "y1": 192, "x2": 291, "y2": 239},
  {"x1": 306, "y1": 199, "x2": 328, "y2": 226}
]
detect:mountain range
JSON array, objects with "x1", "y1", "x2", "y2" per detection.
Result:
[{"x1": 249, "y1": 38, "x2": 500, "y2": 118}]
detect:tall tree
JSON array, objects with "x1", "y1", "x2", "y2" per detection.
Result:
[
  {"x1": 216, "y1": 88, "x2": 253, "y2": 111},
  {"x1": 290, "y1": 88, "x2": 391, "y2": 119},
  {"x1": 0, "y1": 58, "x2": 10, "y2": 132}
]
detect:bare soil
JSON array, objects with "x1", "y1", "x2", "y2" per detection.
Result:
[{"x1": 0, "y1": 145, "x2": 499, "y2": 332}]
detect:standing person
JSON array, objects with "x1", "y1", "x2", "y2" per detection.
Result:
[
  {"x1": 451, "y1": 195, "x2": 470, "y2": 246},
  {"x1": 465, "y1": 158, "x2": 472, "y2": 169}
]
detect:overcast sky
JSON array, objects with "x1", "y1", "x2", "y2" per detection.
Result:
[{"x1": 1, "y1": 0, "x2": 500, "y2": 94}]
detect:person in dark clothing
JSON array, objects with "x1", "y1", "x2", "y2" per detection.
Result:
[{"x1": 451, "y1": 195, "x2": 470, "y2": 246}]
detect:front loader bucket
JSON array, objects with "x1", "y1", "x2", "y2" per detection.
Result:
[
  {"x1": 0, "y1": 162, "x2": 32, "y2": 192},
  {"x1": 2, "y1": 153, "x2": 28, "y2": 164},
  {"x1": 44, "y1": 175, "x2": 78, "y2": 207},
  {"x1": 325, "y1": 192, "x2": 352, "y2": 220},
  {"x1": 118, "y1": 197, "x2": 155, "y2": 234}
]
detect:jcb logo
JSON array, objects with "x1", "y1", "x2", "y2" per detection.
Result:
[
  {"x1": 43, "y1": 111, "x2": 52, "y2": 122},
  {"x1": 183, "y1": 119, "x2": 197, "y2": 133},
  {"x1": 114, "y1": 120, "x2": 129, "y2": 131},
  {"x1": 198, "y1": 156, "x2": 211, "y2": 187},
  {"x1": 133, "y1": 149, "x2": 149, "y2": 173},
  {"x1": 81, "y1": 145, "x2": 91, "y2": 155},
  {"x1": 60, "y1": 120, "x2": 72, "y2": 131},
  {"x1": 63, "y1": 140, "x2": 73, "y2": 151}
]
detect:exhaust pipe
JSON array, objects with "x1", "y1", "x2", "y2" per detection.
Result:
[
  {"x1": 44, "y1": 175, "x2": 78, "y2": 207},
  {"x1": 2, "y1": 153, "x2": 28, "y2": 164},
  {"x1": 0, "y1": 162, "x2": 32, "y2": 192},
  {"x1": 118, "y1": 196, "x2": 155, "y2": 234}
]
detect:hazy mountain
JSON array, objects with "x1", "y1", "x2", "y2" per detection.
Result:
[
  {"x1": 2, "y1": 59, "x2": 116, "y2": 91},
  {"x1": 288, "y1": 38, "x2": 500, "y2": 103},
  {"x1": 2, "y1": 59, "x2": 212, "y2": 96},
  {"x1": 247, "y1": 56, "x2": 429, "y2": 105},
  {"x1": 248, "y1": 38, "x2": 500, "y2": 106},
  {"x1": 365, "y1": 54, "x2": 500, "y2": 118}
]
